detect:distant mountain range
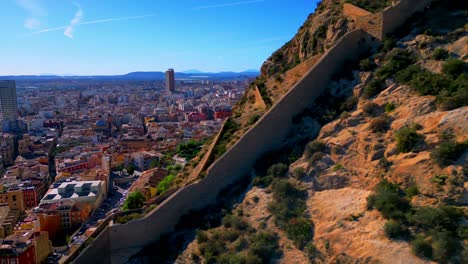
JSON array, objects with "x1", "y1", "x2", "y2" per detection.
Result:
[{"x1": 0, "y1": 70, "x2": 260, "y2": 81}]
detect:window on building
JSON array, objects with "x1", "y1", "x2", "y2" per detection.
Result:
[{"x1": 12, "y1": 195, "x2": 16, "y2": 201}]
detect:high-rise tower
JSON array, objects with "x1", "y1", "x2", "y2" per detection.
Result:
[
  {"x1": 0, "y1": 80, "x2": 18, "y2": 122},
  {"x1": 165, "y1": 68, "x2": 175, "y2": 93}
]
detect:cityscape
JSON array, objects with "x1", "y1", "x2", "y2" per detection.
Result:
[{"x1": 0, "y1": 70, "x2": 252, "y2": 263}]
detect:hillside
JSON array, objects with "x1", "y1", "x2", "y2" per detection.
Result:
[{"x1": 171, "y1": 1, "x2": 467, "y2": 263}]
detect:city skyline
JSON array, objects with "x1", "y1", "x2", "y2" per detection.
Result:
[{"x1": 0, "y1": 0, "x2": 318, "y2": 75}]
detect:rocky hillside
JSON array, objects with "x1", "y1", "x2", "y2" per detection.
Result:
[{"x1": 173, "y1": 1, "x2": 467, "y2": 263}]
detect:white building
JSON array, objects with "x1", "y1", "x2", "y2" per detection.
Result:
[{"x1": 40, "y1": 180, "x2": 106, "y2": 209}]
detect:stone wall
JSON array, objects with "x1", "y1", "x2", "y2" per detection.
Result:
[
  {"x1": 348, "y1": 0, "x2": 433, "y2": 40},
  {"x1": 382, "y1": 0, "x2": 433, "y2": 36}
]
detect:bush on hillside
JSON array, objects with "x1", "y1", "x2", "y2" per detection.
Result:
[
  {"x1": 431, "y1": 48, "x2": 449, "y2": 60},
  {"x1": 442, "y1": 58, "x2": 467, "y2": 79},
  {"x1": 385, "y1": 102, "x2": 396, "y2": 113},
  {"x1": 285, "y1": 217, "x2": 314, "y2": 249},
  {"x1": 412, "y1": 235, "x2": 433, "y2": 259},
  {"x1": 305, "y1": 141, "x2": 326, "y2": 158},
  {"x1": 156, "y1": 175, "x2": 175, "y2": 194},
  {"x1": 431, "y1": 140, "x2": 467, "y2": 166},
  {"x1": 362, "y1": 79, "x2": 385, "y2": 99},
  {"x1": 384, "y1": 220, "x2": 409, "y2": 239},
  {"x1": 376, "y1": 49, "x2": 416, "y2": 80},
  {"x1": 367, "y1": 180, "x2": 410, "y2": 220},
  {"x1": 268, "y1": 180, "x2": 306, "y2": 227},
  {"x1": 396, "y1": 126, "x2": 423, "y2": 153},
  {"x1": 267, "y1": 163, "x2": 289, "y2": 178}
]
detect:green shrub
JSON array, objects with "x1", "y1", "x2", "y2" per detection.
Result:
[
  {"x1": 305, "y1": 141, "x2": 326, "y2": 158},
  {"x1": 176, "y1": 140, "x2": 203, "y2": 161},
  {"x1": 196, "y1": 230, "x2": 209, "y2": 243},
  {"x1": 268, "y1": 180, "x2": 306, "y2": 226},
  {"x1": 376, "y1": 49, "x2": 416, "y2": 80},
  {"x1": 384, "y1": 220, "x2": 409, "y2": 239},
  {"x1": 252, "y1": 175, "x2": 274, "y2": 187},
  {"x1": 248, "y1": 232, "x2": 281, "y2": 263},
  {"x1": 359, "y1": 58, "x2": 376, "y2": 71},
  {"x1": 156, "y1": 174, "x2": 175, "y2": 194},
  {"x1": 442, "y1": 58, "x2": 467, "y2": 79},
  {"x1": 363, "y1": 79, "x2": 385, "y2": 99},
  {"x1": 222, "y1": 215, "x2": 248, "y2": 230},
  {"x1": 385, "y1": 102, "x2": 396, "y2": 113},
  {"x1": 362, "y1": 102, "x2": 379, "y2": 117},
  {"x1": 431, "y1": 48, "x2": 449, "y2": 60},
  {"x1": 431, "y1": 174, "x2": 448, "y2": 185},
  {"x1": 409, "y1": 206, "x2": 463, "y2": 232},
  {"x1": 292, "y1": 167, "x2": 307, "y2": 179},
  {"x1": 332, "y1": 163, "x2": 345, "y2": 171},
  {"x1": 405, "y1": 186, "x2": 419, "y2": 198},
  {"x1": 367, "y1": 180, "x2": 410, "y2": 220},
  {"x1": 309, "y1": 152, "x2": 324, "y2": 164},
  {"x1": 267, "y1": 163, "x2": 288, "y2": 177},
  {"x1": 285, "y1": 217, "x2": 314, "y2": 249},
  {"x1": 412, "y1": 235, "x2": 433, "y2": 259},
  {"x1": 248, "y1": 114, "x2": 260, "y2": 125},
  {"x1": 115, "y1": 213, "x2": 142, "y2": 224},
  {"x1": 122, "y1": 191, "x2": 146, "y2": 211},
  {"x1": 431, "y1": 230, "x2": 462, "y2": 262},
  {"x1": 396, "y1": 126, "x2": 422, "y2": 153},
  {"x1": 431, "y1": 140, "x2": 467, "y2": 166}
]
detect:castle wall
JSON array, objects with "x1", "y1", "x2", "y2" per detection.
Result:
[{"x1": 381, "y1": 0, "x2": 433, "y2": 36}]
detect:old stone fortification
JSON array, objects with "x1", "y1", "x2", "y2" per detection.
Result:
[
  {"x1": 73, "y1": 1, "x2": 432, "y2": 263},
  {"x1": 347, "y1": 0, "x2": 433, "y2": 39}
]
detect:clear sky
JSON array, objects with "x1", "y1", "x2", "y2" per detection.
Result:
[{"x1": 0, "y1": 0, "x2": 318, "y2": 75}]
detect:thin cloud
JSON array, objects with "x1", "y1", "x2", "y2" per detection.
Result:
[
  {"x1": 16, "y1": 0, "x2": 47, "y2": 16},
  {"x1": 24, "y1": 18, "x2": 41, "y2": 29},
  {"x1": 193, "y1": 0, "x2": 264, "y2": 10},
  {"x1": 33, "y1": 14, "x2": 156, "y2": 35},
  {"x1": 16, "y1": 0, "x2": 47, "y2": 30},
  {"x1": 64, "y1": 3, "x2": 83, "y2": 39}
]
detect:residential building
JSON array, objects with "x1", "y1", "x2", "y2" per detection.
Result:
[
  {"x1": 0, "y1": 236, "x2": 36, "y2": 264},
  {"x1": 40, "y1": 180, "x2": 105, "y2": 209}
]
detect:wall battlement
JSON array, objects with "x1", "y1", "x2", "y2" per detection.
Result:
[{"x1": 73, "y1": 1, "x2": 433, "y2": 263}]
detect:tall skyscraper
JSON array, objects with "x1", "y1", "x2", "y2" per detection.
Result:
[
  {"x1": 165, "y1": 68, "x2": 175, "y2": 93},
  {"x1": 0, "y1": 80, "x2": 18, "y2": 122}
]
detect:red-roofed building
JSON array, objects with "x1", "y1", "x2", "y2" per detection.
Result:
[
  {"x1": 186, "y1": 112, "x2": 207, "y2": 122},
  {"x1": 214, "y1": 110, "x2": 232, "y2": 119}
]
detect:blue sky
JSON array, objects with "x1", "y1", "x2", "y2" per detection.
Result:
[{"x1": 0, "y1": 0, "x2": 318, "y2": 75}]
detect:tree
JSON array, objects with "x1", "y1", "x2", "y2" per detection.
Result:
[
  {"x1": 122, "y1": 191, "x2": 145, "y2": 211},
  {"x1": 126, "y1": 164, "x2": 136, "y2": 175}
]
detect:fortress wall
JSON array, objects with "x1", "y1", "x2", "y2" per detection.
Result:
[
  {"x1": 188, "y1": 119, "x2": 227, "y2": 181},
  {"x1": 355, "y1": 13, "x2": 384, "y2": 39},
  {"x1": 382, "y1": 0, "x2": 433, "y2": 36},
  {"x1": 73, "y1": 29, "x2": 373, "y2": 264},
  {"x1": 72, "y1": 226, "x2": 111, "y2": 264}
]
